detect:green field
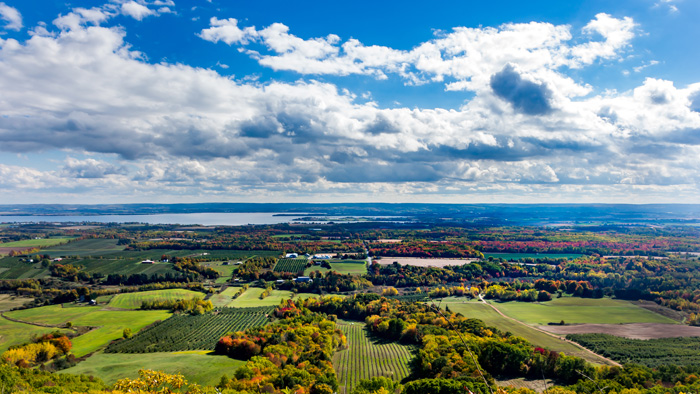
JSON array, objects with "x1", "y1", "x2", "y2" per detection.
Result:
[
  {"x1": 0, "y1": 237, "x2": 76, "y2": 248},
  {"x1": 440, "y1": 299, "x2": 613, "y2": 365},
  {"x1": 5, "y1": 305, "x2": 170, "y2": 356},
  {"x1": 304, "y1": 261, "x2": 367, "y2": 276},
  {"x1": 108, "y1": 289, "x2": 206, "y2": 310},
  {"x1": 226, "y1": 287, "x2": 317, "y2": 308},
  {"x1": 106, "y1": 307, "x2": 272, "y2": 352},
  {"x1": 0, "y1": 316, "x2": 71, "y2": 353},
  {"x1": 39, "y1": 238, "x2": 127, "y2": 257},
  {"x1": 210, "y1": 287, "x2": 245, "y2": 308},
  {"x1": 494, "y1": 297, "x2": 677, "y2": 325},
  {"x1": 334, "y1": 322, "x2": 414, "y2": 394},
  {"x1": 202, "y1": 261, "x2": 237, "y2": 283},
  {"x1": 61, "y1": 351, "x2": 245, "y2": 386}
]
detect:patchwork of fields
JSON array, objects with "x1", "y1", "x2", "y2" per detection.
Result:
[
  {"x1": 493, "y1": 297, "x2": 677, "y2": 326},
  {"x1": 108, "y1": 289, "x2": 206, "y2": 310},
  {"x1": 4, "y1": 304, "x2": 171, "y2": 357},
  {"x1": 106, "y1": 307, "x2": 272, "y2": 352},
  {"x1": 334, "y1": 322, "x2": 414, "y2": 394}
]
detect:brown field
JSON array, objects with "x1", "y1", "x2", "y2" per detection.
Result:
[
  {"x1": 539, "y1": 323, "x2": 700, "y2": 340},
  {"x1": 498, "y1": 378, "x2": 555, "y2": 393},
  {"x1": 0, "y1": 247, "x2": 27, "y2": 255},
  {"x1": 376, "y1": 257, "x2": 478, "y2": 267}
]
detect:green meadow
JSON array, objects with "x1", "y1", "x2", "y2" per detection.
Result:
[
  {"x1": 0, "y1": 237, "x2": 76, "y2": 248},
  {"x1": 304, "y1": 261, "x2": 367, "y2": 276},
  {"x1": 226, "y1": 287, "x2": 317, "y2": 308},
  {"x1": 108, "y1": 289, "x2": 206, "y2": 310},
  {"x1": 61, "y1": 351, "x2": 245, "y2": 386},
  {"x1": 0, "y1": 316, "x2": 71, "y2": 353},
  {"x1": 5, "y1": 304, "x2": 171, "y2": 357},
  {"x1": 494, "y1": 297, "x2": 677, "y2": 325}
]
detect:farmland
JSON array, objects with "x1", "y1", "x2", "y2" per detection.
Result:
[
  {"x1": 61, "y1": 351, "x2": 245, "y2": 386},
  {"x1": 0, "y1": 315, "x2": 71, "y2": 353},
  {"x1": 333, "y1": 322, "x2": 414, "y2": 394},
  {"x1": 440, "y1": 298, "x2": 614, "y2": 365},
  {"x1": 0, "y1": 257, "x2": 50, "y2": 279},
  {"x1": 493, "y1": 297, "x2": 677, "y2": 326},
  {"x1": 4, "y1": 304, "x2": 171, "y2": 356},
  {"x1": 305, "y1": 261, "x2": 368, "y2": 276},
  {"x1": 567, "y1": 333, "x2": 700, "y2": 367},
  {"x1": 107, "y1": 289, "x2": 206, "y2": 310},
  {"x1": 209, "y1": 286, "x2": 246, "y2": 307},
  {"x1": 273, "y1": 258, "x2": 308, "y2": 273},
  {"x1": 106, "y1": 307, "x2": 272, "y2": 353},
  {"x1": 0, "y1": 236, "x2": 75, "y2": 248},
  {"x1": 0, "y1": 294, "x2": 33, "y2": 311},
  {"x1": 375, "y1": 257, "x2": 477, "y2": 267},
  {"x1": 226, "y1": 287, "x2": 317, "y2": 308},
  {"x1": 482, "y1": 253, "x2": 584, "y2": 260}
]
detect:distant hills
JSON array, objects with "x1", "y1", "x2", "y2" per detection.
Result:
[{"x1": 1, "y1": 203, "x2": 700, "y2": 226}]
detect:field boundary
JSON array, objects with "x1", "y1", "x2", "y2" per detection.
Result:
[{"x1": 478, "y1": 295, "x2": 621, "y2": 367}]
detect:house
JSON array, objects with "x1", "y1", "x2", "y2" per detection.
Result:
[
  {"x1": 285, "y1": 253, "x2": 299, "y2": 258},
  {"x1": 276, "y1": 279, "x2": 285, "y2": 284},
  {"x1": 234, "y1": 261, "x2": 243, "y2": 265},
  {"x1": 88, "y1": 299, "x2": 97, "y2": 306},
  {"x1": 222, "y1": 261, "x2": 231, "y2": 266},
  {"x1": 141, "y1": 259, "x2": 156, "y2": 264},
  {"x1": 52, "y1": 257, "x2": 63, "y2": 262},
  {"x1": 313, "y1": 254, "x2": 332, "y2": 260},
  {"x1": 294, "y1": 276, "x2": 313, "y2": 283}
]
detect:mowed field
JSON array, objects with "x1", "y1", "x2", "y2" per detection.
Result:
[
  {"x1": 108, "y1": 289, "x2": 206, "y2": 309},
  {"x1": 0, "y1": 294, "x2": 33, "y2": 311},
  {"x1": 494, "y1": 297, "x2": 677, "y2": 326},
  {"x1": 61, "y1": 351, "x2": 245, "y2": 386},
  {"x1": 440, "y1": 298, "x2": 614, "y2": 365},
  {"x1": 226, "y1": 287, "x2": 317, "y2": 308},
  {"x1": 305, "y1": 261, "x2": 368, "y2": 276},
  {"x1": 5, "y1": 304, "x2": 170, "y2": 357},
  {"x1": 334, "y1": 322, "x2": 414, "y2": 394},
  {"x1": 0, "y1": 236, "x2": 76, "y2": 248},
  {"x1": 0, "y1": 316, "x2": 72, "y2": 353}
]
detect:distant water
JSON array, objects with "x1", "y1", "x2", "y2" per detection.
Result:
[{"x1": 0, "y1": 212, "x2": 305, "y2": 226}]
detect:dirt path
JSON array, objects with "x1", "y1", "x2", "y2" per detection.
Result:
[{"x1": 478, "y1": 295, "x2": 621, "y2": 367}]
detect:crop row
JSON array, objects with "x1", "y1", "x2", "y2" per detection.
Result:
[
  {"x1": 333, "y1": 322, "x2": 414, "y2": 394},
  {"x1": 273, "y1": 258, "x2": 308, "y2": 273},
  {"x1": 105, "y1": 307, "x2": 273, "y2": 353}
]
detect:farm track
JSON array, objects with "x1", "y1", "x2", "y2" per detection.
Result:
[{"x1": 478, "y1": 295, "x2": 621, "y2": 367}]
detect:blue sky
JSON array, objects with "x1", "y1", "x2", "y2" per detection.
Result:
[{"x1": 0, "y1": 0, "x2": 699, "y2": 203}]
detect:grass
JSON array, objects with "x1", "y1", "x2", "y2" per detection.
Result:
[
  {"x1": 0, "y1": 316, "x2": 71, "y2": 353},
  {"x1": 440, "y1": 298, "x2": 613, "y2": 365},
  {"x1": 304, "y1": 261, "x2": 367, "y2": 276},
  {"x1": 334, "y1": 322, "x2": 413, "y2": 394},
  {"x1": 226, "y1": 288, "x2": 317, "y2": 308},
  {"x1": 108, "y1": 289, "x2": 206, "y2": 310},
  {"x1": 0, "y1": 294, "x2": 34, "y2": 311},
  {"x1": 202, "y1": 261, "x2": 237, "y2": 283},
  {"x1": 61, "y1": 351, "x2": 245, "y2": 386},
  {"x1": 209, "y1": 287, "x2": 245, "y2": 308},
  {"x1": 5, "y1": 304, "x2": 170, "y2": 357},
  {"x1": 494, "y1": 297, "x2": 677, "y2": 325},
  {"x1": 0, "y1": 237, "x2": 76, "y2": 248}
]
